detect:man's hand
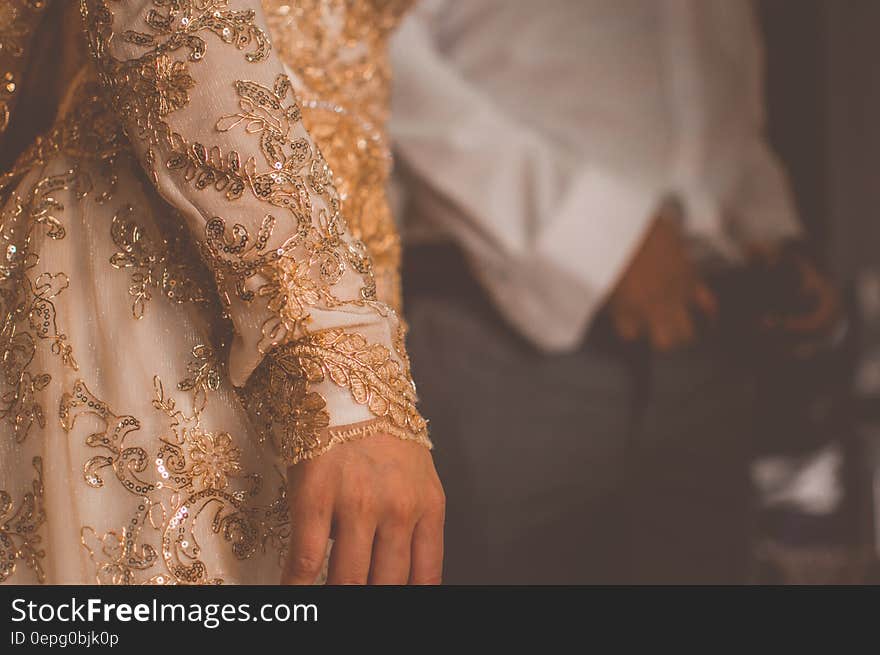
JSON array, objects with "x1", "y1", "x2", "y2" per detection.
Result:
[
  {"x1": 753, "y1": 244, "x2": 840, "y2": 337},
  {"x1": 608, "y1": 212, "x2": 718, "y2": 351},
  {"x1": 282, "y1": 434, "x2": 445, "y2": 585}
]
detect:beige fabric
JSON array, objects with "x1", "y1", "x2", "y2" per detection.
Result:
[{"x1": 0, "y1": 0, "x2": 423, "y2": 584}]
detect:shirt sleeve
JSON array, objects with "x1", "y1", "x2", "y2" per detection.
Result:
[
  {"x1": 79, "y1": 0, "x2": 430, "y2": 464},
  {"x1": 661, "y1": 0, "x2": 802, "y2": 253},
  {"x1": 390, "y1": 9, "x2": 658, "y2": 352}
]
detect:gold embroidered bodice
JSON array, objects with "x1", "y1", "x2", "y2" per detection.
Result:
[
  {"x1": 264, "y1": 1, "x2": 409, "y2": 308},
  {"x1": 0, "y1": 0, "x2": 428, "y2": 465},
  {"x1": 2, "y1": 0, "x2": 407, "y2": 306}
]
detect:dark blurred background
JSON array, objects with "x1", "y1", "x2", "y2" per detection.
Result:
[
  {"x1": 755, "y1": 0, "x2": 880, "y2": 582},
  {"x1": 760, "y1": 0, "x2": 880, "y2": 271}
]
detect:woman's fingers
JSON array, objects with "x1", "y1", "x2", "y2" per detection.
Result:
[
  {"x1": 283, "y1": 483, "x2": 333, "y2": 585},
  {"x1": 409, "y1": 505, "x2": 445, "y2": 585},
  {"x1": 283, "y1": 435, "x2": 445, "y2": 585},
  {"x1": 327, "y1": 509, "x2": 376, "y2": 585},
  {"x1": 368, "y1": 522, "x2": 414, "y2": 585}
]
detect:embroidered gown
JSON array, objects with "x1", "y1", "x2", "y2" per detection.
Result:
[{"x1": 0, "y1": 0, "x2": 429, "y2": 584}]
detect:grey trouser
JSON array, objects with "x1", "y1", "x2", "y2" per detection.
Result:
[{"x1": 403, "y1": 245, "x2": 754, "y2": 584}]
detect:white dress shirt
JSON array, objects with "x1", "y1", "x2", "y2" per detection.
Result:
[{"x1": 390, "y1": 0, "x2": 803, "y2": 352}]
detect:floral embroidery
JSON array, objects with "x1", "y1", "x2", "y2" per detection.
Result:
[
  {"x1": 205, "y1": 73, "x2": 380, "y2": 332},
  {"x1": 263, "y1": 0, "x2": 411, "y2": 309},
  {"x1": 110, "y1": 203, "x2": 210, "y2": 319},
  {"x1": 80, "y1": 0, "x2": 427, "y2": 464},
  {"x1": 0, "y1": 456, "x2": 46, "y2": 583},
  {"x1": 207, "y1": 75, "x2": 387, "y2": 352},
  {"x1": 297, "y1": 328, "x2": 423, "y2": 432},
  {"x1": 240, "y1": 349, "x2": 331, "y2": 464},
  {"x1": 81, "y1": 0, "x2": 272, "y2": 172},
  {"x1": 177, "y1": 343, "x2": 223, "y2": 412},
  {"x1": 0, "y1": 0, "x2": 424, "y2": 584},
  {"x1": 0, "y1": 82, "x2": 125, "y2": 201},
  {"x1": 164, "y1": 138, "x2": 249, "y2": 201},
  {"x1": 189, "y1": 431, "x2": 242, "y2": 490},
  {"x1": 0, "y1": 170, "x2": 86, "y2": 443},
  {"x1": 200, "y1": 213, "x2": 285, "y2": 305},
  {"x1": 241, "y1": 327, "x2": 430, "y2": 464},
  {"x1": 149, "y1": 55, "x2": 196, "y2": 117},
  {"x1": 62, "y1": 372, "x2": 288, "y2": 585}
]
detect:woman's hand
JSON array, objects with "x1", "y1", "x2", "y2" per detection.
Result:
[{"x1": 282, "y1": 434, "x2": 445, "y2": 585}]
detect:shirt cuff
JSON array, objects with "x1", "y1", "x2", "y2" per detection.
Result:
[{"x1": 529, "y1": 166, "x2": 659, "y2": 348}]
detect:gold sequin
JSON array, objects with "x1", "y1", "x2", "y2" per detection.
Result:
[
  {"x1": 242, "y1": 326, "x2": 430, "y2": 463},
  {"x1": 80, "y1": 0, "x2": 428, "y2": 462},
  {"x1": 62, "y1": 369, "x2": 288, "y2": 585},
  {"x1": 0, "y1": 0, "x2": 427, "y2": 584},
  {"x1": 263, "y1": 0, "x2": 412, "y2": 309},
  {"x1": 110, "y1": 204, "x2": 211, "y2": 319},
  {"x1": 0, "y1": 456, "x2": 46, "y2": 583},
  {"x1": 0, "y1": 170, "x2": 86, "y2": 443}
]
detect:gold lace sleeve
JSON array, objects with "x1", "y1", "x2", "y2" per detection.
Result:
[{"x1": 79, "y1": 0, "x2": 429, "y2": 464}]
